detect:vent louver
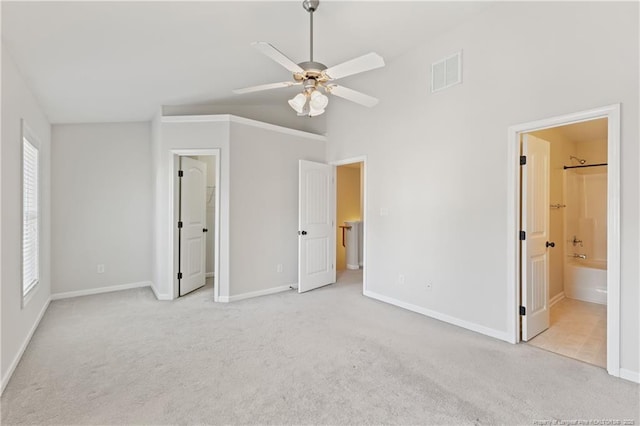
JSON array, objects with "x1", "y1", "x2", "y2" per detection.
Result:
[{"x1": 431, "y1": 51, "x2": 462, "y2": 93}]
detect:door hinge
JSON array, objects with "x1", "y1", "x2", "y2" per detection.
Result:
[
  {"x1": 520, "y1": 155, "x2": 527, "y2": 166},
  {"x1": 178, "y1": 170, "x2": 184, "y2": 177},
  {"x1": 177, "y1": 272, "x2": 183, "y2": 280},
  {"x1": 519, "y1": 230, "x2": 526, "y2": 241},
  {"x1": 178, "y1": 221, "x2": 183, "y2": 229},
  {"x1": 519, "y1": 306, "x2": 526, "y2": 316}
]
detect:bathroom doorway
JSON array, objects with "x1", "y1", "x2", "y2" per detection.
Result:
[
  {"x1": 332, "y1": 157, "x2": 366, "y2": 291},
  {"x1": 507, "y1": 104, "x2": 621, "y2": 377},
  {"x1": 522, "y1": 119, "x2": 608, "y2": 367}
]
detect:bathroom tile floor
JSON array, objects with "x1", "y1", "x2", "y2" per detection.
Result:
[{"x1": 528, "y1": 297, "x2": 606, "y2": 368}]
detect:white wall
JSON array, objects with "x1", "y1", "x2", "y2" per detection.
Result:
[
  {"x1": 51, "y1": 123, "x2": 152, "y2": 295},
  {"x1": 228, "y1": 121, "x2": 326, "y2": 297},
  {"x1": 325, "y1": 2, "x2": 639, "y2": 376},
  {"x1": 1, "y1": 47, "x2": 52, "y2": 392},
  {"x1": 153, "y1": 116, "x2": 326, "y2": 301}
]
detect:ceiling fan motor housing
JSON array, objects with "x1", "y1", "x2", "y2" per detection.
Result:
[{"x1": 294, "y1": 61, "x2": 330, "y2": 88}]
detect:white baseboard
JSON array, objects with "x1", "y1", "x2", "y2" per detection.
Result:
[
  {"x1": 205, "y1": 272, "x2": 214, "y2": 278},
  {"x1": 1, "y1": 297, "x2": 51, "y2": 395},
  {"x1": 219, "y1": 285, "x2": 292, "y2": 303},
  {"x1": 363, "y1": 290, "x2": 512, "y2": 343},
  {"x1": 619, "y1": 368, "x2": 640, "y2": 384},
  {"x1": 549, "y1": 291, "x2": 565, "y2": 307},
  {"x1": 51, "y1": 281, "x2": 152, "y2": 300},
  {"x1": 150, "y1": 284, "x2": 172, "y2": 301}
]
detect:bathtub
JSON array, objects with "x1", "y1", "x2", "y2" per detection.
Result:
[{"x1": 564, "y1": 260, "x2": 607, "y2": 305}]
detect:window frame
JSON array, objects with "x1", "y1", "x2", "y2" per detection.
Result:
[{"x1": 21, "y1": 120, "x2": 41, "y2": 307}]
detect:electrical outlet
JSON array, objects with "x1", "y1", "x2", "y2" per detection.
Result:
[
  {"x1": 276, "y1": 264, "x2": 283, "y2": 273},
  {"x1": 97, "y1": 264, "x2": 105, "y2": 274},
  {"x1": 398, "y1": 274, "x2": 405, "y2": 285}
]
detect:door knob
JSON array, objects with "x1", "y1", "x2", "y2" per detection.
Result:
[
  {"x1": 203, "y1": 228, "x2": 208, "y2": 233},
  {"x1": 299, "y1": 230, "x2": 307, "y2": 235},
  {"x1": 546, "y1": 241, "x2": 555, "y2": 248}
]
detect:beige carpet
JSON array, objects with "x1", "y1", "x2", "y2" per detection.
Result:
[{"x1": 2, "y1": 270, "x2": 638, "y2": 425}]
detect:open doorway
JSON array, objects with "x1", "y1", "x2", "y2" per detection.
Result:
[
  {"x1": 171, "y1": 150, "x2": 221, "y2": 301},
  {"x1": 332, "y1": 157, "x2": 366, "y2": 292},
  {"x1": 507, "y1": 104, "x2": 621, "y2": 377},
  {"x1": 521, "y1": 118, "x2": 608, "y2": 368}
]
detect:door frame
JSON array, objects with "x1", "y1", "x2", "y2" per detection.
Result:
[
  {"x1": 330, "y1": 156, "x2": 367, "y2": 294},
  {"x1": 171, "y1": 149, "x2": 221, "y2": 301},
  {"x1": 506, "y1": 104, "x2": 621, "y2": 377}
]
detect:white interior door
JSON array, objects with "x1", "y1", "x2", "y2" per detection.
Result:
[
  {"x1": 298, "y1": 160, "x2": 336, "y2": 293},
  {"x1": 179, "y1": 157, "x2": 207, "y2": 296},
  {"x1": 521, "y1": 134, "x2": 551, "y2": 341}
]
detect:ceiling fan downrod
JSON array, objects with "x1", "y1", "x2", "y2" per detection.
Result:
[{"x1": 303, "y1": 0, "x2": 319, "y2": 62}]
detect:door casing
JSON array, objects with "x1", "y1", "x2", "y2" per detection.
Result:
[{"x1": 506, "y1": 104, "x2": 621, "y2": 377}]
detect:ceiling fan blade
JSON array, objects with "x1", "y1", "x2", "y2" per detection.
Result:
[
  {"x1": 252, "y1": 42, "x2": 304, "y2": 74},
  {"x1": 328, "y1": 85, "x2": 379, "y2": 107},
  {"x1": 324, "y1": 53, "x2": 385, "y2": 80},
  {"x1": 233, "y1": 81, "x2": 300, "y2": 95}
]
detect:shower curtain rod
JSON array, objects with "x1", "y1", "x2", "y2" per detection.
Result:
[{"x1": 564, "y1": 163, "x2": 608, "y2": 170}]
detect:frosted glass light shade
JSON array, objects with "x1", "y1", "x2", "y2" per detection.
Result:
[
  {"x1": 309, "y1": 90, "x2": 329, "y2": 110},
  {"x1": 308, "y1": 106, "x2": 325, "y2": 116},
  {"x1": 288, "y1": 93, "x2": 307, "y2": 113}
]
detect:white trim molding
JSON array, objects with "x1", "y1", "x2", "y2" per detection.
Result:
[
  {"x1": 151, "y1": 284, "x2": 172, "y2": 301},
  {"x1": 619, "y1": 369, "x2": 640, "y2": 384},
  {"x1": 162, "y1": 114, "x2": 327, "y2": 142},
  {"x1": 51, "y1": 281, "x2": 152, "y2": 300},
  {"x1": 218, "y1": 285, "x2": 292, "y2": 303},
  {"x1": 549, "y1": 292, "x2": 565, "y2": 308},
  {"x1": 1, "y1": 297, "x2": 51, "y2": 395},
  {"x1": 364, "y1": 290, "x2": 512, "y2": 343},
  {"x1": 506, "y1": 104, "x2": 621, "y2": 377}
]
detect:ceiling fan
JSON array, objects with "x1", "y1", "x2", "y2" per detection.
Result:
[{"x1": 233, "y1": 0, "x2": 385, "y2": 117}]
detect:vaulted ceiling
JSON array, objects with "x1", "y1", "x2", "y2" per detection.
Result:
[{"x1": 2, "y1": 1, "x2": 491, "y2": 123}]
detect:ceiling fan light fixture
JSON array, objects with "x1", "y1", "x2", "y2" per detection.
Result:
[
  {"x1": 309, "y1": 90, "x2": 329, "y2": 110},
  {"x1": 235, "y1": 0, "x2": 384, "y2": 117},
  {"x1": 288, "y1": 93, "x2": 307, "y2": 113},
  {"x1": 308, "y1": 106, "x2": 325, "y2": 117},
  {"x1": 297, "y1": 102, "x2": 311, "y2": 117}
]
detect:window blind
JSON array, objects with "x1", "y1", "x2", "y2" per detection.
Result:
[{"x1": 23, "y1": 137, "x2": 39, "y2": 296}]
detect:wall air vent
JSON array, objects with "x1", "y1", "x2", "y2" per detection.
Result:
[{"x1": 431, "y1": 51, "x2": 462, "y2": 93}]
